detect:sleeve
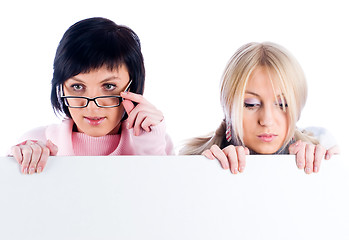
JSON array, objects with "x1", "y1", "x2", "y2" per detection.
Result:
[
  {"x1": 17, "y1": 126, "x2": 48, "y2": 144},
  {"x1": 304, "y1": 126, "x2": 337, "y2": 149},
  {"x1": 7, "y1": 126, "x2": 49, "y2": 156},
  {"x1": 130, "y1": 120, "x2": 174, "y2": 155}
]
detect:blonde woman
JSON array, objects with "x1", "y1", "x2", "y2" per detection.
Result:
[{"x1": 180, "y1": 42, "x2": 339, "y2": 174}]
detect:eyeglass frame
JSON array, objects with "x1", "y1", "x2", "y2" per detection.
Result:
[{"x1": 59, "y1": 80, "x2": 133, "y2": 108}]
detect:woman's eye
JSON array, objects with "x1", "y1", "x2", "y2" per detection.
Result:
[
  {"x1": 103, "y1": 83, "x2": 117, "y2": 91},
  {"x1": 244, "y1": 103, "x2": 260, "y2": 109},
  {"x1": 277, "y1": 101, "x2": 288, "y2": 109},
  {"x1": 244, "y1": 98, "x2": 260, "y2": 110},
  {"x1": 71, "y1": 84, "x2": 84, "y2": 91}
]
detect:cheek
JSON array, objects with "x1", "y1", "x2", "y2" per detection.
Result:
[
  {"x1": 242, "y1": 112, "x2": 257, "y2": 143},
  {"x1": 108, "y1": 106, "x2": 125, "y2": 121},
  {"x1": 68, "y1": 109, "x2": 82, "y2": 120},
  {"x1": 277, "y1": 112, "x2": 289, "y2": 134},
  {"x1": 242, "y1": 112, "x2": 256, "y2": 131}
]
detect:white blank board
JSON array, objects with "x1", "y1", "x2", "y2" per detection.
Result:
[{"x1": 0, "y1": 155, "x2": 348, "y2": 240}]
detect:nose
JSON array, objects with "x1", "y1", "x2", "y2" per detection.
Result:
[
  {"x1": 258, "y1": 105, "x2": 275, "y2": 127},
  {"x1": 85, "y1": 99, "x2": 100, "y2": 109}
]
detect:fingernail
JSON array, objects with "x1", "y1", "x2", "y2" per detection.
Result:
[
  {"x1": 306, "y1": 167, "x2": 311, "y2": 174},
  {"x1": 314, "y1": 167, "x2": 318, "y2": 173},
  {"x1": 29, "y1": 168, "x2": 35, "y2": 174},
  {"x1": 37, "y1": 167, "x2": 42, "y2": 173},
  {"x1": 22, "y1": 168, "x2": 28, "y2": 174},
  {"x1": 239, "y1": 166, "x2": 244, "y2": 172},
  {"x1": 234, "y1": 168, "x2": 238, "y2": 174}
]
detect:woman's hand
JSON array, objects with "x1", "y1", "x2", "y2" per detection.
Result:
[
  {"x1": 288, "y1": 140, "x2": 326, "y2": 174},
  {"x1": 202, "y1": 145, "x2": 250, "y2": 174},
  {"x1": 11, "y1": 140, "x2": 58, "y2": 174},
  {"x1": 121, "y1": 91, "x2": 164, "y2": 136},
  {"x1": 325, "y1": 145, "x2": 340, "y2": 160}
]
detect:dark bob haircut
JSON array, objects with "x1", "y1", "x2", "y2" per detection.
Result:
[{"x1": 51, "y1": 17, "x2": 145, "y2": 118}]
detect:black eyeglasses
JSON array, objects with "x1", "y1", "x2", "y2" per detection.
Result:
[{"x1": 60, "y1": 80, "x2": 132, "y2": 108}]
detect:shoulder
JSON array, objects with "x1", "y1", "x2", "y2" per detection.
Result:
[
  {"x1": 18, "y1": 125, "x2": 49, "y2": 143},
  {"x1": 302, "y1": 126, "x2": 337, "y2": 149},
  {"x1": 18, "y1": 119, "x2": 73, "y2": 143}
]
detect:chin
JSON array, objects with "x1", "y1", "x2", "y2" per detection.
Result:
[{"x1": 250, "y1": 144, "x2": 282, "y2": 154}]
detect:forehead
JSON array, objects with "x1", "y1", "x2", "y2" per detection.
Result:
[
  {"x1": 245, "y1": 66, "x2": 282, "y2": 97},
  {"x1": 67, "y1": 64, "x2": 129, "y2": 83}
]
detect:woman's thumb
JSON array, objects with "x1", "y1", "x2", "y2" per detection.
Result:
[
  {"x1": 122, "y1": 99, "x2": 135, "y2": 115},
  {"x1": 46, "y1": 140, "x2": 58, "y2": 156}
]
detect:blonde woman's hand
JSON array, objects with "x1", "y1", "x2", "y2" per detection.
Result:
[
  {"x1": 121, "y1": 91, "x2": 164, "y2": 136},
  {"x1": 289, "y1": 140, "x2": 326, "y2": 174},
  {"x1": 325, "y1": 145, "x2": 340, "y2": 160},
  {"x1": 11, "y1": 140, "x2": 58, "y2": 174},
  {"x1": 202, "y1": 144, "x2": 250, "y2": 174}
]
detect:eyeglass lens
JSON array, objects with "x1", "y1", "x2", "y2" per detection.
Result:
[{"x1": 64, "y1": 97, "x2": 121, "y2": 107}]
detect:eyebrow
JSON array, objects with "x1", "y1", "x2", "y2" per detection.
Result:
[
  {"x1": 69, "y1": 76, "x2": 120, "y2": 83},
  {"x1": 245, "y1": 91, "x2": 260, "y2": 97},
  {"x1": 245, "y1": 90, "x2": 285, "y2": 101}
]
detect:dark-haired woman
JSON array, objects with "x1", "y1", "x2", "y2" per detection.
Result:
[{"x1": 10, "y1": 17, "x2": 173, "y2": 174}]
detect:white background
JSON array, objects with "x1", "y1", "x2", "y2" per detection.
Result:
[{"x1": 0, "y1": 0, "x2": 348, "y2": 155}]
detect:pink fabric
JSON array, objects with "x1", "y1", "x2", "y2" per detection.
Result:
[
  {"x1": 18, "y1": 119, "x2": 174, "y2": 156},
  {"x1": 72, "y1": 132, "x2": 121, "y2": 156}
]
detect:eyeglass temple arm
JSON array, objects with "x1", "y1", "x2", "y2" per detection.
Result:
[{"x1": 124, "y1": 80, "x2": 133, "y2": 92}]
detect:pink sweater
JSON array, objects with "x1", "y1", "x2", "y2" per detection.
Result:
[{"x1": 18, "y1": 119, "x2": 174, "y2": 156}]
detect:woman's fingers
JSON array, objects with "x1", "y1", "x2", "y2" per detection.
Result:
[
  {"x1": 34, "y1": 141, "x2": 49, "y2": 173},
  {"x1": 27, "y1": 142, "x2": 43, "y2": 174},
  {"x1": 122, "y1": 99, "x2": 135, "y2": 116},
  {"x1": 202, "y1": 149, "x2": 216, "y2": 160},
  {"x1": 121, "y1": 93, "x2": 163, "y2": 135},
  {"x1": 304, "y1": 144, "x2": 315, "y2": 174},
  {"x1": 11, "y1": 145, "x2": 23, "y2": 164},
  {"x1": 290, "y1": 140, "x2": 328, "y2": 174},
  {"x1": 133, "y1": 111, "x2": 147, "y2": 136},
  {"x1": 210, "y1": 145, "x2": 229, "y2": 170},
  {"x1": 141, "y1": 117, "x2": 154, "y2": 133},
  {"x1": 19, "y1": 144, "x2": 33, "y2": 174},
  {"x1": 223, "y1": 145, "x2": 239, "y2": 173},
  {"x1": 202, "y1": 145, "x2": 248, "y2": 174},
  {"x1": 325, "y1": 145, "x2": 340, "y2": 160},
  {"x1": 46, "y1": 139, "x2": 59, "y2": 156},
  {"x1": 313, "y1": 145, "x2": 325, "y2": 173},
  {"x1": 244, "y1": 147, "x2": 250, "y2": 155},
  {"x1": 236, "y1": 146, "x2": 247, "y2": 172},
  {"x1": 289, "y1": 140, "x2": 306, "y2": 169},
  {"x1": 121, "y1": 91, "x2": 149, "y2": 105},
  {"x1": 11, "y1": 140, "x2": 58, "y2": 174}
]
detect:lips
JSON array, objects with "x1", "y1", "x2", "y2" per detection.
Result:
[
  {"x1": 257, "y1": 133, "x2": 277, "y2": 143},
  {"x1": 84, "y1": 116, "x2": 106, "y2": 126}
]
